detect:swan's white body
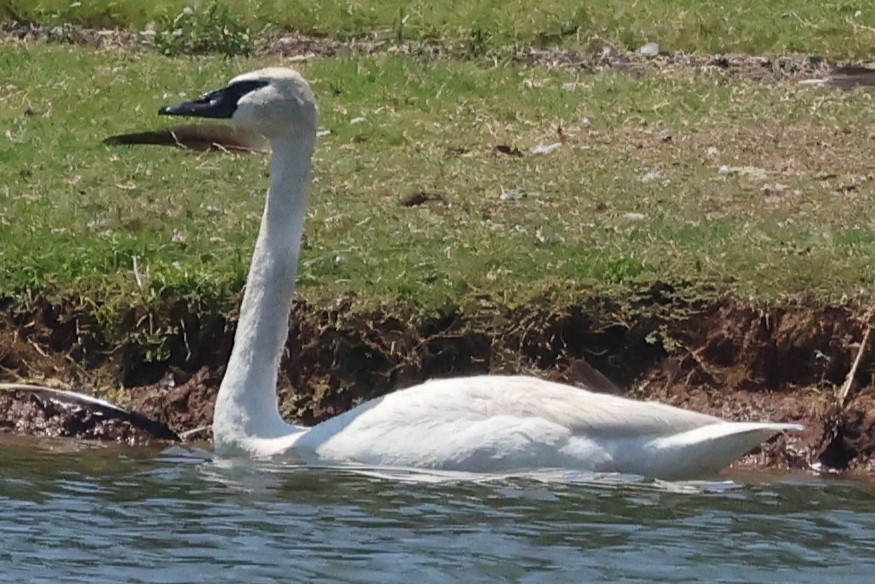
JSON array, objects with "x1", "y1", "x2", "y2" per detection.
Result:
[
  {"x1": 163, "y1": 68, "x2": 802, "y2": 480},
  {"x1": 222, "y1": 375, "x2": 798, "y2": 480}
]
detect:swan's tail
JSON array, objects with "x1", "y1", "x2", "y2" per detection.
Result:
[{"x1": 644, "y1": 422, "x2": 803, "y2": 480}]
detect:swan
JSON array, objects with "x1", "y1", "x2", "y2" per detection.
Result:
[{"x1": 157, "y1": 68, "x2": 802, "y2": 480}]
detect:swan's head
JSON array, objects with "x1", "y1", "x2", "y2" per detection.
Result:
[{"x1": 159, "y1": 67, "x2": 319, "y2": 139}]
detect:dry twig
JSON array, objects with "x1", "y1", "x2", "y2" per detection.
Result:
[{"x1": 837, "y1": 309, "x2": 874, "y2": 407}]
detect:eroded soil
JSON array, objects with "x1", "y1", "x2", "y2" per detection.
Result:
[{"x1": 2, "y1": 293, "x2": 874, "y2": 475}]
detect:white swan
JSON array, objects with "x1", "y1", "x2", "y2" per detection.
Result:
[{"x1": 159, "y1": 68, "x2": 802, "y2": 480}]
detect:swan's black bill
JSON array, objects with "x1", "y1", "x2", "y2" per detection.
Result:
[{"x1": 159, "y1": 79, "x2": 270, "y2": 119}]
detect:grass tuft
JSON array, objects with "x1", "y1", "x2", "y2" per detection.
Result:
[{"x1": 154, "y1": 1, "x2": 252, "y2": 57}]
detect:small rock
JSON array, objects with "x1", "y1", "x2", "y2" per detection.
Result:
[
  {"x1": 531, "y1": 142, "x2": 561, "y2": 155},
  {"x1": 494, "y1": 144, "x2": 523, "y2": 157},
  {"x1": 640, "y1": 169, "x2": 663, "y2": 183},
  {"x1": 499, "y1": 188, "x2": 527, "y2": 201},
  {"x1": 638, "y1": 42, "x2": 659, "y2": 58}
]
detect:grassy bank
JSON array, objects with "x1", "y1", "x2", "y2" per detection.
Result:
[
  {"x1": 4, "y1": 0, "x2": 875, "y2": 59},
  {"x1": 2, "y1": 43, "x2": 875, "y2": 332}
]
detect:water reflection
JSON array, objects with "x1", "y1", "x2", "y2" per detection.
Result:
[{"x1": 1, "y1": 435, "x2": 874, "y2": 583}]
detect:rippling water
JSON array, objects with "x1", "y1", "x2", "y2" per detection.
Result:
[{"x1": 2, "y1": 436, "x2": 874, "y2": 583}]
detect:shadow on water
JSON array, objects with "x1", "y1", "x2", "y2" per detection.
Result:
[{"x1": 2, "y1": 435, "x2": 875, "y2": 583}]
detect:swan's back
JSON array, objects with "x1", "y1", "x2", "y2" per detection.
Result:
[
  {"x1": 290, "y1": 376, "x2": 799, "y2": 478},
  {"x1": 380, "y1": 375, "x2": 720, "y2": 434}
]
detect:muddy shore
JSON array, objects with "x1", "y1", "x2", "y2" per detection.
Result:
[{"x1": 2, "y1": 293, "x2": 874, "y2": 474}]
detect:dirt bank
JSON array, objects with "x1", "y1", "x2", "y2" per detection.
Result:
[{"x1": 1, "y1": 292, "x2": 873, "y2": 474}]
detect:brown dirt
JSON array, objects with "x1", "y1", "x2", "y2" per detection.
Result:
[{"x1": 2, "y1": 293, "x2": 874, "y2": 475}]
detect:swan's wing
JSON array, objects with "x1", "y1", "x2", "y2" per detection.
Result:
[
  {"x1": 294, "y1": 376, "x2": 799, "y2": 474},
  {"x1": 420, "y1": 375, "x2": 725, "y2": 436},
  {"x1": 303, "y1": 375, "x2": 723, "y2": 446},
  {"x1": 104, "y1": 124, "x2": 269, "y2": 152}
]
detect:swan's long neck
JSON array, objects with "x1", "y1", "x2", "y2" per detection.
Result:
[{"x1": 214, "y1": 133, "x2": 316, "y2": 448}]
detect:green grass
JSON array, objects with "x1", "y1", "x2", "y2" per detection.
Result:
[
  {"x1": 5, "y1": 0, "x2": 875, "y2": 59},
  {"x1": 2, "y1": 44, "x2": 875, "y2": 327}
]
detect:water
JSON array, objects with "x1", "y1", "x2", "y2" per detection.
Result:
[{"x1": 2, "y1": 436, "x2": 874, "y2": 583}]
